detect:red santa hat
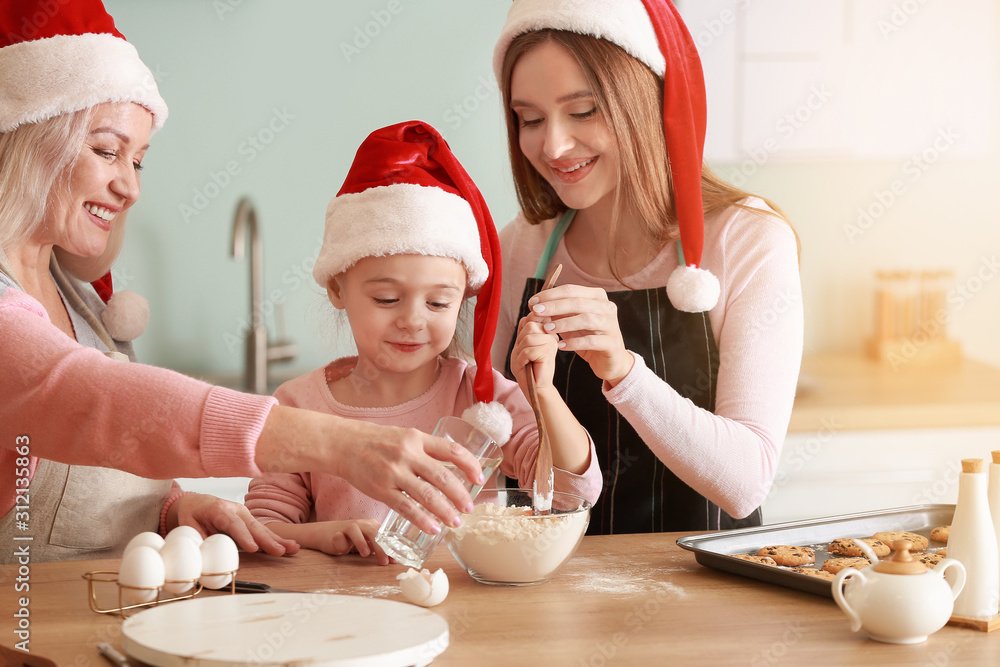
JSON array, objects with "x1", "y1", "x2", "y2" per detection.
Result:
[
  {"x1": 0, "y1": 0, "x2": 166, "y2": 340},
  {"x1": 493, "y1": 0, "x2": 720, "y2": 313},
  {"x1": 313, "y1": 121, "x2": 512, "y2": 445}
]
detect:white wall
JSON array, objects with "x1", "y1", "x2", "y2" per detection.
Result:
[{"x1": 105, "y1": 0, "x2": 1000, "y2": 381}]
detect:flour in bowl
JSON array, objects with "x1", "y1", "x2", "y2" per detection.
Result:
[{"x1": 447, "y1": 503, "x2": 588, "y2": 583}]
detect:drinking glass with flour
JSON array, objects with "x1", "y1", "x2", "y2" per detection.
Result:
[{"x1": 376, "y1": 416, "x2": 503, "y2": 568}]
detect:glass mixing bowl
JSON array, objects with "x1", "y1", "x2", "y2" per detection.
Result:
[{"x1": 445, "y1": 488, "x2": 590, "y2": 586}]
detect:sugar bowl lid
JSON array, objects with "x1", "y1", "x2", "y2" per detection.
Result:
[{"x1": 872, "y1": 540, "x2": 927, "y2": 575}]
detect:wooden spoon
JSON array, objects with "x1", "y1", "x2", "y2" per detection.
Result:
[{"x1": 528, "y1": 263, "x2": 563, "y2": 515}]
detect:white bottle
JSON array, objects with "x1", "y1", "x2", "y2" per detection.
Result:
[
  {"x1": 989, "y1": 451, "x2": 1000, "y2": 577},
  {"x1": 950, "y1": 458, "x2": 999, "y2": 619}
]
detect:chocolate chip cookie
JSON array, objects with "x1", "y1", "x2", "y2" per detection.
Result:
[{"x1": 757, "y1": 545, "x2": 815, "y2": 567}]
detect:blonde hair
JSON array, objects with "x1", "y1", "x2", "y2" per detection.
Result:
[
  {"x1": 0, "y1": 108, "x2": 94, "y2": 252},
  {"x1": 500, "y1": 30, "x2": 797, "y2": 282}
]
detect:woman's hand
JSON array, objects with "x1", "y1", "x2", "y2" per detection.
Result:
[
  {"x1": 255, "y1": 407, "x2": 485, "y2": 537},
  {"x1": 167, "y1": 493, "x2": 300, "y2": 557},
  {"x1": 526, "y1": 284, "x2": 634, "y2": 386}
]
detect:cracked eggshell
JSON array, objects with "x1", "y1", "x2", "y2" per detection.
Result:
[{"x1": 397, "y1": 568, "x2": 449, "y2": 607}]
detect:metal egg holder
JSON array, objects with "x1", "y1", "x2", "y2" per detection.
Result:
[{"x1": 82, "y1": 568, "x2": 239, "y2": 617}]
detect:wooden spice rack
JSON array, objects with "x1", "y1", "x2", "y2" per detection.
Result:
[
  {"x1": 868, "y1": 269, "x2": 961, "y2": 369},
  {"x1": 948, "y1": 612, "x2": 1000, "y2": 632}
]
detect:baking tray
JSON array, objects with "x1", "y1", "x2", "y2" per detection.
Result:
[{"x1": 677, "y1": 504, "x2": 954, "y2": 599}]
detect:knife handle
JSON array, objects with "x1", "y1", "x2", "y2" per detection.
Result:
[{"x1": 230, "y1": 580, "x2": 272, "y2": 594}]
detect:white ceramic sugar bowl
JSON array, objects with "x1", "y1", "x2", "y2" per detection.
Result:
[{"x1": 832, "y1": 540, "x2": 966, "y2": 644}]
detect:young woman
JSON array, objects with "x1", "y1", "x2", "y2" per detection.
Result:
[
  {"x1": 491, "y1": 0, "x2": 804, "y2": 533},
  {"x1": 244, "y1": 121, "x2": 599, "y2": 560}
]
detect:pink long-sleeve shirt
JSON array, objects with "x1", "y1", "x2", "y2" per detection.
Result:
[
  {"x1": 492, "y1": 198, "x2": 803, "y2": 519},
  {"x1": 244, "y1": 356, "x2": 602, "y2": 525},
  {"x1": 0, "y1": 284, "x2": 276, "y2": 519}
]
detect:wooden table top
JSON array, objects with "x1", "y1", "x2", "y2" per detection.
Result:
[{"x1": 3, "y1": 533, "x2": 999, "y2": 666}]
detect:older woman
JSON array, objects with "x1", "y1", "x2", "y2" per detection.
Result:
[{"x1": 0, "y1": 0, "x2": 481, "y2": 562}]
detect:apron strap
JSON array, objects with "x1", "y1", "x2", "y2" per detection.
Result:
[
  {"x1": 532, "y1": 209, "x2": 577, "y2": 279},
  {"x1": 533, "y1": 212, "x2": 686, "y2": 277},
  {"x1": 675, "y1": 239, "x2": 686, "y2": 267},
  {"x1": 50, "y1": 257, "x2": 128, "y2": 361}
]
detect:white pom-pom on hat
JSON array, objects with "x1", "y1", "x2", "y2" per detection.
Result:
[
  {"x1": 461, "y1": 401, "x2": 513, "y2": 447},
  {"x1": 101, "y1": 289, "x2": 149, "y2": 341},
  {"x1": 666, "y1": 265, "x2": 720, "y2": 313}
]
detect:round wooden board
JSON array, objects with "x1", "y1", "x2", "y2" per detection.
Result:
[{"x1": 121, "y1": 593, "x2": 448, "y2": 666}]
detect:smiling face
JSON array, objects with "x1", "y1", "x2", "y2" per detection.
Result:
[
  {"x1": 42, "y1": 102, "x2": 152, "y2": 258},
  {"x1": 510, "y1": 40, "x2": 619, "y2": 215},
  {"x1": 329, "y1": 254, "x2": 468, "y2": 396}
]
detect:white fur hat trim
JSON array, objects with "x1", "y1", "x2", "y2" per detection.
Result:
[
  {"x1": 666, "y1": 265, "x2": 720, "y2": 313},
  {"x1": 492, "y1": 0, "x2": 665, "y2": 81},
  {"x1": 461, "y1": 401, "x2": 513, "y2": 447},
  {"x1": 313, "y1": 183, "x2": 488, "y2": 291},
  {"x1": 0, "y1": 33, "x2": 167, "y2": 134},
  {"x1": 102, "y1": 289, "x2": 149, "y2": 342}
]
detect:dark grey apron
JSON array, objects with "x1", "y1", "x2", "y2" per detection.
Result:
[{"x1": 505, "y1": 210, "x2": 762, "y2": 534}]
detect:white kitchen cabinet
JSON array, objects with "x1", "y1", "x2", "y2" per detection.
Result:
[{"x1": 761, "y1": 354, "x2": 1000, "y2": 525}]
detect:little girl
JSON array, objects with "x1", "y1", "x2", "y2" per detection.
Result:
[{"x1": 245, "y1": 121, "x2": 601, "y2": 562}]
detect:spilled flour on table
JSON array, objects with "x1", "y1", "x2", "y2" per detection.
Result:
[
  {"x1": 315, "y1": 584, "x2": 398, "y2": 599},
  {"x1": 563, "y1": 557, "x2": 689, "y2": 598}
]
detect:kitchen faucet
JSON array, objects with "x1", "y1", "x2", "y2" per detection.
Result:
[{"x1": 230, "y1": 196, "x2": 296, "y2": 394}]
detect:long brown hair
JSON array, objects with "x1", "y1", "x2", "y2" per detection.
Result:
[{"x1": 500, "y1": 30, "x2": 796, "y2": 282}]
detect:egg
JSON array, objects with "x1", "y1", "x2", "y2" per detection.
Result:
[
  {"x1": 165, "y1": 525, "x2": 204, "y2": 546},
  {"x1": 118, "y1": 545, "x2": 164, "y2": 605},
  {"x1": 123, "y1": 531, "x2": 164, "y2": 555},
  {"x1": 397, "y1": 568, "x2": 449, "y2": 607},
  {"x1": 159, "y1": 536, "x2": 203, "y2": 595},
  {"x1": 199, "y1": 534, "x2": 239, "y2": 588}
]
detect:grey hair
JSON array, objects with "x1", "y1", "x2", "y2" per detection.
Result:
[{"x1": 0, "y1": 107, "x2": 94, "y2": 252}]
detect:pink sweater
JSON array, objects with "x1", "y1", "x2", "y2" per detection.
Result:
[
  {"x1": 244, "y1": 356, "x2": 602, "y2": 524},
  {"x1": 0, "y1": 284, "x2": 276, "y2": 518},
  {"x1": 492, "y1": 198, "x2": 803, "y2": 519}
]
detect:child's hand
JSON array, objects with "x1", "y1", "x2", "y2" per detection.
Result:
[
  {"x1": 315, "y1": 519, "x2": 390, "y2": 565},
  {"x1": 169, "y1": 493, "x2": 301, "y2": 557},
  {"x1": 525, "y1": 283, "x2": 633, "y2": 387},
  {"x1": 510, "y1": 316, "x2": 559, "y2": 393}
]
